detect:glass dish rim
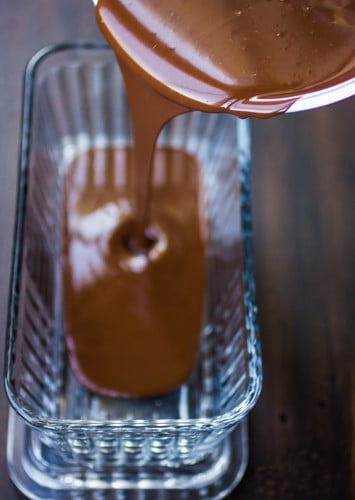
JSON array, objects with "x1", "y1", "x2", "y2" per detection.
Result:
[{"x1": 4, "y1": 43, "x2": 262, "y2": 432}]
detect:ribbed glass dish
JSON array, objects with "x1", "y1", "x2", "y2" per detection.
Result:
[{"x1": 5, "y1": 44, "x2": 262, "y2": 499}]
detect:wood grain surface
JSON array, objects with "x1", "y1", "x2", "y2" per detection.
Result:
[{"x1": 0, "y1": 1, "x2": 354, "y2": 498}]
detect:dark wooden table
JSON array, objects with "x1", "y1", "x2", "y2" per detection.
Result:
[{"x1": 0, "y1": 1, "x2": 354, "y2": 499}]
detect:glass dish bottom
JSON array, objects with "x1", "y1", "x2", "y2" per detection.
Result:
[{"x1": 7, "y1": 408, "x2": 248, "y2": 499}]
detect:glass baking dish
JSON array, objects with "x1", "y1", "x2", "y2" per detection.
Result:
[{"x1": 4, "y1": 44, "x2": 262, "y2": 499}]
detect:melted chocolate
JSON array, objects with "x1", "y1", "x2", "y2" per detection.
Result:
[
  {"x1": 63, "y1": 147, "x2": 206, "y2": 398},
  {"x1": 96, "y1": 0, "x2": 355, "y2": 116},
  {"x1": 64, "y1": 1, "x2": 354, "y2": 397}
]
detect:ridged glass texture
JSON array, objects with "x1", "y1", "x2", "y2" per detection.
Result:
[{"x1": 5, "y1": 45, "x2": 261, "y2": 483}]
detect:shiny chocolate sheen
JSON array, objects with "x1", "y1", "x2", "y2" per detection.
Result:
[
  {"x1": 97, "y1": 0, "x2": 355, "y2": 116},
  {"x1": 63, "y1": 147, "x2": 206, "y2": 398},
  {"x1": 64, "y1": 1, "x2": 354, "y2": 397}
]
